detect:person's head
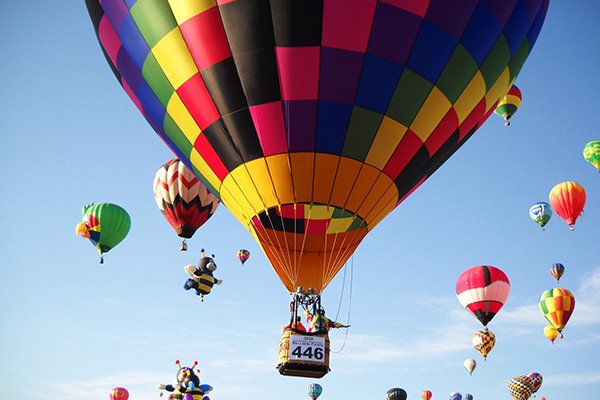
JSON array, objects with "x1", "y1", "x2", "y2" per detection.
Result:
[{"x1": 296, "y1": 316, "x2": 302, "y2": 322}]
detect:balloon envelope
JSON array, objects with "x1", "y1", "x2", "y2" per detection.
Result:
[
  {"x1": 508, "y1": 375, "x2": 534, "y2": 400},
  {"x1": 549, "y1": 262, "x2": 565, "y2": 282},
  {"x1": 583, "y1": 140, "x2": 600, "y2": 172},
  {"x1": 463, "y1": 358, "x2": 476, "y2": 375},
  {"x1": 153, "y1": 158, "x2": 220, "y2": 239},
  {"x1": 463, "y1": 394, "x2": 473, "y2": 400},
  {"x1": 548, "y1": 181, "x2": 586, "y2": 230},
  {"x1": 527, "y1": 372, "x2": 543, "y2": 394},
  {"x1": 539, "y1": 288, "x2": 575, "y2": 333},
  {"x1": 543, "y1": 324, "x2": 559, "y2": 343},
  {"x1": 529, "y1": 202, "x2": 552, "y2": 229},
  {"x1": 456, "y1": 265, "x2": 510, "y2": 326},
  {"x1": 76, "y1": 203, "x2": 131, "y2": 257},
  {"x1": 421, "y1": 390, "x2": 432, "y2": 400},
  {"x1": 237, "y1": 249, "x2": 251, "y2": 265},
  {"x1": 86, "y1": 0, "x2": 549, "y2": 294},
  {"x1": 307, "y1": 383, "x2": 323, "y2": 400},
  {"x1": 495, "y1": 85, "x2": 522, "y2": 125},
  {"x1": 386, "y1": 388, "x2": 407, "y2": 400},
  {"x1": 472, "y1": 328, "x2": 496, "y2": 359},
  {"x1": 449, "y1": 392, "x2": 462, "y2": 400},
  {"x1": 110, "y1": 387, "x2": 129, "y2": 400}
]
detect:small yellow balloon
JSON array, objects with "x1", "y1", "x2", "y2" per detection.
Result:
[{"x1": 544, "y1": 324, "x2": 560, "y2": 343}]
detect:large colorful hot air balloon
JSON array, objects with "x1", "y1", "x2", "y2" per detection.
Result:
[
  {"x1": 456, "y1": 265, "x2": 510, "y2": 326},
  {"x1": 539, "y1": 288, "x2": 575, "y2": 336},
  {"x1": 472, "y1": 328, "x2": 496, "y2": 360},
  {"x1": 508, "y1": 375, "x2": 534, "y2": 400},
  {"x1": 110, "y1": 387, "x2": 129, "y2": 400},
  {"x1": 237, "y1": 249, "x2": 251, "y2": 266},
  {"x1": 529, "y1": 202, "x2": 552, "y2": 230},
  {"x1": 549, "y1": 263, "x2": 565, "y2": 282},
  {"x1": 583, "y1": 141, "x2": 600, "y2": 172},
  {"x1": 495, "y1": 85, "x2": 522, "y2": 126},
  {"x1": 386, "y1": 388, "x2": 407, "y2": 400},
  {"x1": 543, "y1": 324, "x2": 559, "y2": 344},
  {"x1": 548, "y1": 182, "x2": 586, "y2": 230},
  {"x1": 527, "y1": 372, "x2": 543, "y2": 395},
  {"x1": 154, "y1": 158, "x2": 220, "y2": 251},
  {"x1": 86, "y1": 0, "x2": 549, "y2": 296},
  {"x1": 463, "y1": 358, "x2": 476, "y2": 375},
  {"x1": 421, "y1": 390, "x2": 432, "y2": 400},
  {"x1": 76, "y1": 203, "x2": 131, "y2": 263},
  {"x1": 307, "y1": 383, "x2": 323, "y2": 400}
]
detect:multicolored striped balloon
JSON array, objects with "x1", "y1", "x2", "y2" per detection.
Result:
[
  {"x1": 539, "y1": 288, "x2": 576, "y2": 334},
  {"x1": 549, "y1": 262, "x2": 565, "y2": 282},
  {"x1": 529, "y1": 202, "x2": 552, "y2": 230},
  {"x1": 548, "y1": 181, "x2": 586, "y2": 231},
  {"x1": 456, "y1": 265, "x2": 510, "y2": 326},
  {"x1": 583, "y1": 140, "x2": 600, "y2": 172},
  {"x1": 237, "y1": 249, "x2": 251, "y2": 266},
  {"x1": 472, "y1": 328, "x2": 496, "y2": 360},
  {"x1": 86, "y1": 0, "x2": 549, "y2": 294},
  {"x1": 495, "y1": 85, "x2": 522, "y2": 126},
  {"x1": 508, "y1": 375, "x2": 534, "y2": 400},
  {"x1": 153, "y1": 158, "x2": 220, "y2": 250}
]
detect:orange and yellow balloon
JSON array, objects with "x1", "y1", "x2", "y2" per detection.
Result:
[
  {"x1": 472, "y1": 328, "x2": 496, "y2": 360},
  {"x1": 548, "y1": 182, "x2": 586, "y2": 230},
  {"x1": 543, "y1": 324, "x2": 559, "y2": 344},
  {"x1": 421, "y1": 390, "x2": 432, "y2": 400},
  {"x1": 539, "y1": 288, "x2": 576, "y2": 337}
]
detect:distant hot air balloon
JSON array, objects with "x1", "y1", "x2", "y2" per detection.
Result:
[
  {"x1": 543, "y1": 324, "x2": 559, "y2": 344},
  {"x1": 154, "y1": 158, "x2": 220, "y2": 251},
  {"x1": 449, "y1": 392, "x2": 462, "y2": 400},
  {"x1": 456, "y1": 265, "x2": 510, "y2": 327},
  {"x1": 86, "y1": 0, "x2": 550, "y2": 297},
  {"x1": 529, "y1": 202, "x2": 552, "y2": 230},
  {"x1": 508, "y1": 375, "x2": 534, "y2": 400},
  {"x1": 307, "y1": 383, "x2": 323, "y2": 400},
  {"x1": 237, "y1": 249, "x2": 251, "y2": 266},
  {"x1": 583, "y1": 141, "x2": 600, "y2": 172},
  {"x1": 386, "y1": 388, "x2": 407, "y2": 400},
  {"x1": 463, "y1": 358, "x2": 476, "y2": 375},
  {"x1": 76, "y1": 203, "x2": 131, "y2": 263},
  {"x1": 527, "y1": 372, "x2": 543, "y2": 395},
  {"x1": 421, "y1": 390, "x2": 433, "y2": 400},
  {"x1": 548, "y1": 182, "x2": 586, "y2": 230},
  {"x1": 549, "y1": 263, "x2": 565, "y2": 282},
  {"x1": 472, "y1": 328, "x2": 496, "y2": 360},
  {"x1": 110, "y1": 387, "x2": 129, "y2": 400},
  {"x1": 463, "y1": 394, "x2": 473, "y2": 400},
  {"x1": 539, "y1": 288, "x2": 575, "y2": 337},
  {"x1": 495, "y1": 85, "x2": 522, "y2": 126}
]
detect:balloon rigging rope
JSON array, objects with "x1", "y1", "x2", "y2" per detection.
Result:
[{"x1": 331, "y1": 255, "x2": 353, "y2": 354}]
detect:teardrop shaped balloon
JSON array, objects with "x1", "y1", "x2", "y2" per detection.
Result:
[
  {"x1": 529, "y1": 202, "x2": 552, "y2": 230},
  {"x1": 86, "y1": 1, "x2": 549, "y2": 294},
  {"x1": 548, "y1": 181, "x2": 586, "y2": 230},
  {"x1": 526, "y1": 372, "x2": 543, "y2": 394},
  {"x1": 76, "y1": 203, "x2": 131, "y2": 263},
  {"x1": 463, "y1": 358, "x2": 476, "y2": 375},
  {"x1": 456, "y1": 265, "x2": 510, "y2": 326},
  {"x1": 463, "y1": 394, "x2": 473, "y2": 400},
  {"x1": 421, "y1": 390, "x2": 432, "y2": 400},
  {"x1": 307, "y1": 383, "x2": 323, "y2": 400},
  {"x1": 549, "y1": 262, "x2": 565, "y2": 282},
  {"x1": 583, "y1": 140, "x2": 600, "y2": 172},
  {"x1": 508, "y1": 375, "x2": 534, "y2": 400},
  {"x1": 449, "y1": 392, "x2": 462, "y2": 400},
  {"x1": 386, "y1": 388, "x2": 407, "y2": 400},
  {"x1": 539, "y1": 288, "x2": 575, "y2": 335},
  {"x1": 495, "y1": 85, "x2": 522, "y2": 126},
  {"x1": 472, "y1": 328, "x2": 496, "y2": 360},
  {"x1": 237, "y1": 249, "x2": 251, "y2": 266},
  {"x1": 543, "y1": 324, "x2": 559, "y2": 343},
  {"x1": 153, "y1": 158, "x2": 220, "y2": 250},
  {"x1": 110, "y1": 387, "x2": 129, "y2": 400}
]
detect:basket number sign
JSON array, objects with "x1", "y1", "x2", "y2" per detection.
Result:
[{"x1": 289, "y1": 335, "x2": 325, "y2": 363}]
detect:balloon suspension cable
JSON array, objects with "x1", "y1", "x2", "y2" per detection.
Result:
[
  {"x1": 331, "y1": 256, "x2": 353, "y2": 353},
  {"x1": 180, "y1": 239, "x2": 188, "y2": 251},
  {"x1": 290, "y1": 287, "x2": 321, "y2": 328}
]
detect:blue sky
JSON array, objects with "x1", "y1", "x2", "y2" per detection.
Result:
[{"x1": 1, "y1": 2, "x2": 599, "y2": 400}]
